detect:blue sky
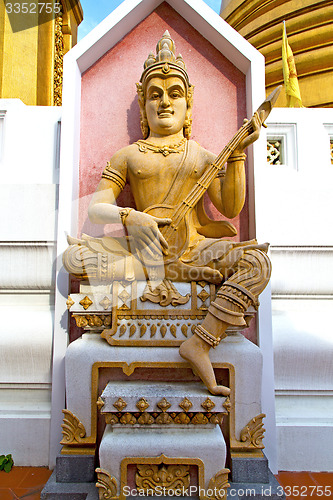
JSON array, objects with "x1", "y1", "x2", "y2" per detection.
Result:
[{"x1": 78, "y1": 0, "x2": 222, "y2": 40}]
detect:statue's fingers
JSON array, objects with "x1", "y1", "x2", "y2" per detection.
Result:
[{"x1": 153, "y1": 217, "x2": 172, "y2": 227}]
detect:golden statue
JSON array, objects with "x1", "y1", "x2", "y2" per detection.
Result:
[{"x1": 64, "y1": 31, "x2": 278, "y2": 396}]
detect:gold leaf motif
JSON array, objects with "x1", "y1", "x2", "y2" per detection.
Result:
[
  {"x1": 140, "y1": 279, "x2": 190, "y2": 307},
  {"x1": 156, "y1": 413, "x2": 172, "y2": 425},
  {"x1": 140, "y1": 324, "x2": 147, "y2": 337},
  {"x1": 96, "y1": 397, "x2": 105, "y2": 411},
  {"x1": 99, "y1": 296, "x2": 112, "y2": 310},
  {"x1": 138, "y1": 412, "x2": 154, "y2": 425},
  {"x1": 198, "y1": 289, "x2": 210, "y2": 303},
  {"x1": 150, "y1": 324, "x2": 157, "y2": 337},
  {"x1": 136, "y1": 398, "x2": 149, "y2": 412},
  {"x1": 136, "y1": 464, "x2": 190, "y2": 494},
  {"x1": 104, "y1": 315, "x2": 112, "y2": 327},
  {"x1": 66, "y1": 296, "x2": 74, "y2": 309},
  {"x1": 73, "y1": 315, "x2": 88, "y2": 328},
  {"x1": 60, "y1": 409, "x2": 86, "y2": 445},
  {"x1": 170, "y1": 324, "x2": 177, "y2": 337},
  {"x1": 157, "y1": 397, "x2": 171, "y2": 412},
  {"x1": 54, "y1": 9, "x2": 64, "y2": 106},
  {"x1": 160, "y1": 324, "x2": 167, "y2": 337},
  {"x1": 201, "y1": 398, "x2": 216, "y2": 412},
  {"x1": 223, "y1": 396, "x2": 231, "y2": 413},
  {"x1": 174, "y1": 413, "x2": 190, "y2": 424},
  {"x1": 181, "y1": 324, "x2": 188, "y2": 337},
  {"x1": 191, "y1": 412, "x2": 209, "y2": 425},
  {"x1": 207, "y1": 469, "x2": 230, "y2": 500},
  {"x1": 79, "y1": 296, "x2": 93, "y2": 310},
  {"x1": 198, "y1": 281, "x2": 208, "y2": 288},
  {"x1": 119, "y1": 324, "x2": 127, "y2": 337},
  {"x1": 96, "y1": 468, "x2": 118, "y2": 499},
  {"x1": 210, "y1": 414, "x2": 224, "y2": 425},
  {"x1": 113, "y1": 397, "x2": 127, "y2": 412},
  {"x1": 105, "y1": 414, "x2": 119, "y2": 425},
  {"x1": 179, "y1": 397, "x2": 193, "y2": 412},
  {"x1": 129, "y1": 324, "x2": 137, "y2": 337},
  {"x1": 240, "y1": 413, "x2": 266, "y2": 448},
  {"x1": 120, "y1": 413, "x2": 137, "y2": 425}
]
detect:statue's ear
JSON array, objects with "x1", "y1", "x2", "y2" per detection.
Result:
[
  {"x1": 184, "y1": 85, "x2": 194, "y2": 139},
  {"x1": 136, "y1": 83, "x2": 149, "y2": 139}
]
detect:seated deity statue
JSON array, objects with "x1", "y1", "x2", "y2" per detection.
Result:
[{"x1": 64, "y1": 31, "x2": 274, "y2": 397}]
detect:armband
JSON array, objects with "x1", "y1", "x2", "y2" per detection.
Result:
[
  {"x1": 227, "y1": 152, "x2": 247, "y2": 163},
  {"x1": 102, "y1": 162, "x2": 126, "y2": 190}
]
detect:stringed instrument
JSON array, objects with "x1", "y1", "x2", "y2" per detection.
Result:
[{"x1": 143, "y1": 86, "x2": 281, "y2": 265}]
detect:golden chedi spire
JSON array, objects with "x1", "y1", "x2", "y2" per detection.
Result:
[{"x1": 221, "y1": 0, "x2": 333, "y2": 108}]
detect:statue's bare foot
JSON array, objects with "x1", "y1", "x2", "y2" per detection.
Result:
[{"x1": 179, "y1": 335, "x2": 230, "y2": 397}]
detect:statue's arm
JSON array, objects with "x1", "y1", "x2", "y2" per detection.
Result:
[
  {"x1": 88, "y1": 147, "x2": 172, "y2": 255},
  {"x1": 88, "y1": 149, "x2": 128, "y2": 225},
  {"x1": 207, "y1": 112, "x2": 262, "y2": 219},
  {"x1": 207, "y1": 156, "x2": 246, "y2": 219}
]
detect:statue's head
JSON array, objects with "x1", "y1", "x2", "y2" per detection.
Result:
[{"x1": 137, "y1": 31, "x2": 194, "y2": 139}]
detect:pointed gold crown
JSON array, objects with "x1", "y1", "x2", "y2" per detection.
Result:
[{"x1": 140, "y1": 31, "x2": 190, "y2": 91}]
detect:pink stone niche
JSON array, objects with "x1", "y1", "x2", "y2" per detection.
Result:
[{"x1": 79, "y1": 2, "x2": 247, "y2": 240}]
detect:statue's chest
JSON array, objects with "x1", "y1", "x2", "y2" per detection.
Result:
[{"x1": 128, "y1": 153, "x2": 186, "y2": 182}]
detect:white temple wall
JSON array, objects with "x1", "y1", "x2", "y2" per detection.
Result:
[
  {"x1": 255, "y1": 107, "x2": 333, "y2": 471},
  {"x1": 0, "y1": 99, "x2": 61, "y2": 465}
]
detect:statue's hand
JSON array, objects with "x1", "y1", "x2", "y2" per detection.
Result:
[
  {"x1": 124, "y1": 210, "x2": 171, "y2": 257},
  {"x1": 234, "y1": 111, "x2": 262, "y2": 154}
]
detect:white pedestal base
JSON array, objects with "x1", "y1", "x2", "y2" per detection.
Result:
[{"x1": 99, "y1": 424, "x2": 227, "y2": 496}]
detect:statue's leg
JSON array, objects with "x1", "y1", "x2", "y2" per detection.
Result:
[{"x1": 179, "y1": 249, "x2": 271, "y2": 395}]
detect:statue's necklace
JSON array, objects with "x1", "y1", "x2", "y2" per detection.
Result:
[{"x1": 135, "y1": 138, "x2": 186, "y2": 156}]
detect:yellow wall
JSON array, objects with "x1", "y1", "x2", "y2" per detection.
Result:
[
  {"x1": 221, "y1": 0, "x2": 333, "y2": 107},
  {"x1": 0, "y1": 0, "x2": 83, "y2": 106}
]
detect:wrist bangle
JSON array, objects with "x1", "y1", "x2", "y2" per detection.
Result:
[
  {"x1": 228, "y1": 152, "x2": 247, "y2": 163},
  {"x1": 119, "y1": 208, "x2": 133, "y2": 226}
]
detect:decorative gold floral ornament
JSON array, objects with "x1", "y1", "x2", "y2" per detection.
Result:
[
  {"x1": 79, "y1": 296, "x2": 93, "y2": 310},
  {"x1": 136, "y1": 398, "x2": 150, "y2": 412},
  {"x1": 201, "y1": 397, "x2": 216, "y2": 412},
  {"x1": 54, "y1": 6, "x2": 64, "y2": 106},
  {"x1": 138, "y1": 412, "x2": 154, "y2": 425},
  {"x1": 207, "y1": 469, "x2": 230, "y2": 500},
  {"x1": 179, "y1": 397, "x2": 193, "y2": 412},
  {"x1": 96, "y1": 397, "x2": 105, "y2": 411},
  {"x1": 240, "y1": 413, "x2": 266, "y2": 449},
  {"x1": 120, "y1": 413, "x2": 137, "y2": 425},
  {"x1": 174, "y1": 412, "x2": 190, "y2": 424},
  {"x1": 95, "y1": 468, "x2": 118, "y2": 500},
  {"x1": 113, "y1": 398, "x2": 127, "y2": 412},
  {"x1": 191, "y1": 413, "x2": 208, "y2": 425},
  {"x1": 155, "y1": 412, "x2": 173, "y2": 425},
  {"x1": 141, "y1": 279, "x2": 190, "y2": 307},
  {"x1": 157, "y1": 397, "x2": 171, "y2": 412},
  {"x1": 60, "y1": 410, "x2": 86, "y2": 445},
  {"x1": 66, "y1": 296, "x2": 74, "y2": 309},
  {"x1": 136, "y1": 464, "x2": 190, "y2": 494},
  {"x1": 223, "y1": 396, "x2": 231, "y2": 413}
]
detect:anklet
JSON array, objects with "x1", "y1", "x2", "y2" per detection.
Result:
[{"x1": 195, "y1": 325, "x2": 221, "y2": 348}]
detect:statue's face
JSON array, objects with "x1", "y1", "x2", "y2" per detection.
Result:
[{"x1": 145, "y1": 76, "x2": 187, "y2": 136}]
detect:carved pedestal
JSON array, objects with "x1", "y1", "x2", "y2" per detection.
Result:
[
  {"x1": 96, "y1": 381, "x2": 229, "y2": 499},
  {"x1": 42, "y1": 281, "x2": 283, "y2": 499}
]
